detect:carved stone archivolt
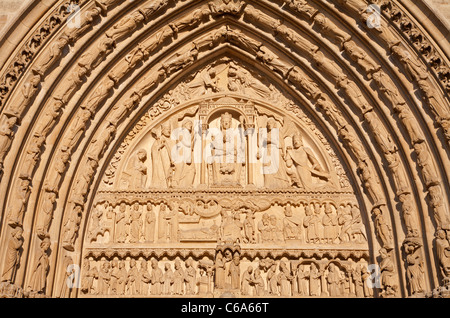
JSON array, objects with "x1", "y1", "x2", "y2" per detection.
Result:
[{"x1": 0, "y1": 0, "x2": 448, "y2": 299}]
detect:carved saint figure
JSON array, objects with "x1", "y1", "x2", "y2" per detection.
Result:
[
  {"x1": 36, "y1": 191, "x2": 57, "y2": 239},
  {"x1": 115, "y1": 203, "x2": 128, "y2": 243},
  {"x1": 215, "y1": 251, "x2": 226, "y2": 289},
  {"x1": 151, "y1": 123, "x2": 176, "y2": 188},
  {"x1": 98, "y1": 261, "x2": 111, "y2": 295},
  {"x1": 309, "y1": 262, "x2": 322, "y2": 296},
  {"x1": 1, "y1": 227, "x2": 23, "y2": 283},
  {"x1": 278, "y1": 261, "x2": 293, "y2": 296},
  {"x1": 228, "y1": 253, "x2": 241, "y2": 290},
  {"x1": 185, "y1": 257, "x2": 196, "y2": 295},
  {"x1": 129, "y1": 203, "x2": 142, "y2": 243},
  {"x1": 139, "y1": 259, "x2": 151, "y2": 296},
  {"x1": 0, "y1": 116, "x2": 17, "y2": 167},
  {"x1": 173, "y1": 258, "x2": 185, "y2": 295},
  {"x1": 172, "y1": 120, "x2": 196, "y2": 188},
  {"x1": 379, "y1": 248, "x2": 397, "y2": 297},
  {"x1": 127, "y1": 259, "x2": 140, "y2": 295},
  {"x1": 404, "y1": 240, "x2": 425, "y2": 295},
  {"x1": 435, "y1": 230, "x2": 450, "y2": 282},
  {"x1": 241, "y1": 266, "x2": 253, "y2": 296},
  {"x1": 327, "y1": 263, "x2": 341, "y2": 297},
  {"x1": 28, "y1": 238, "x2": 51, "y2": 293},
  {"x1": 283, "y1": 204, "x2": 302, "y2": 241}
]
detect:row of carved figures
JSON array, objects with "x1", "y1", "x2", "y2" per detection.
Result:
[
  {"x1": 87, "y1": 201, "x2": 368, "y2": 245},
  {"x1": 80, "y1": 255, "x2": 377, "y2": 298}
]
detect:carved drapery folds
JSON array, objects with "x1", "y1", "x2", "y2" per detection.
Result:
[{"x1": 0, "y1": 0, "x2": 448, "y2": 299}]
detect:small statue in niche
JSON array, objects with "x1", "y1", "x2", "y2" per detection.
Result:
[
  {"x1": 134, "y1": 149, "x2": 147, "y2": 189},
  {"x1": 127, "y1": 258, "x2": 139, "y2": 295},
  {"x1": 322, "y1": 203, "x2": 338, "y2": 244},
  {"x1": 150, "y1": 258, "x2": 163, "y2": 295},
  {"x1": 304, "y1": 204, "x2": 319, "y2": 243},
  {"x1": 129, "y1": 203, "x2": 142, "y2": 243},
  {"x1": 214, "y1": 250, "x2": 226, "y2": 289},
  {"x1": 140, "y1": 260, "x2": 151, "y2": 296},
  {"x1": 309, "y1": 262, "x2": 322, "y2": 296},
  {"x1": 144, "y1": 202, "x2": 156, "y2": 243},
  {"x1": 269, "y1": 215, "x2": 283, "y2": 243},
  {"x1": 267, "y1": 261, "x2": 278, "y2": 295},
  {"x1": 98, "y1": 260, "x2": 111, "y2": 295},
  {"x1": 435, "y1": 230, "x2": 450, "y2": 285},
  {"x1": 227, "y1": 252, "x2": 241, "y2": 290},
  {"x1": 257, "y1": 118, "x2": 290, "y2": 188},
  {"x1": 208, "y1": 112, "x2": 245, "y2": 187},
  {"x1": 158, "y1": 202, "x2": 178, "y2": 243},
  {"x1": 172, "y1": 120, "x2": 196, "y2": 188},
  {"x1": 185, "y1": 257, "x2": 197, "y2": 295},
  {"x1": 243, "y1": 210, "x2": 256, "y2": 244},
  {"x1": 379, "y1": 248, "x2": 398, "y2": 297},
  {"x1": 295, "y1": 264, "x2": 309, "y2": 296},
  {"x1": 285, "y1": 133, "x2": 330, "y2": 190}
]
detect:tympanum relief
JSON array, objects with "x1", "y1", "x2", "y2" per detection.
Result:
[{"x1": 82, "y1": 60, "x2": 373, "y2": 298}]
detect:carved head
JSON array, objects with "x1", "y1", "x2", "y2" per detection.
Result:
[
  {"x1": 146, "y1": 202, "x2": 152, "y2": 211},
  {"x1": 130, "y1": 259, "x2": 136, "y2": 267},
  {"x1": 120, "y1": 202, "x2": 126, "y2": 212},
  {"x1": 165, "y1": 263, "x2": 171, "y2": 271},
  {"x1": 247, "y1": 266, "x2": 253, "y2": 274},
  {"x1": 141, "y1": 260, "x2": 147, "y2": 270},
  {"x1": 137, "y1": 149, "x2": 147, "y2": 161},
  {"x1": 133, "y1": 202, "x2": 140, "y2": 211}
]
